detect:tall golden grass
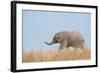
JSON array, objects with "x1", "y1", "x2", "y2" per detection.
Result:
[{"x1": 22, "y1": 48, "x2": 91, "y2": 63}]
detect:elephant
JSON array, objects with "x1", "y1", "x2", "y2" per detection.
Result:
[{"x1": 45, "y1": 31, "x2": 86, "y2": 50}]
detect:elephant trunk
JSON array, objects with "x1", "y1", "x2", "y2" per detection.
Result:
[{"x1": 45, "y1": 41, "x2": 54, "y2": 45}]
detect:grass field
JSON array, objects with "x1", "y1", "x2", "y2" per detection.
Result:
[{"x1": 22, "y1": 48, "x2": 91, "y2": 63}]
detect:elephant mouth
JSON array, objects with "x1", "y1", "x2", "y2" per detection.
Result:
[{"x1": 54, "y1": 40, "x2": 58, "y2": 43}]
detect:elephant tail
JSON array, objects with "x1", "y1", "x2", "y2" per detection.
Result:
[{"x1": 82, "y1": 40, "x2": 87, "y2": 49}]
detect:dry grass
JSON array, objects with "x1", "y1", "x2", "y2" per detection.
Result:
[{"x1": 22, "y1": 48, "x2": 91, "y2": 63}]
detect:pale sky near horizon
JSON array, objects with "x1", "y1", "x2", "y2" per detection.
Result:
[{"x1": 22, "y1": 10, "x2": 91, "y2": 51}]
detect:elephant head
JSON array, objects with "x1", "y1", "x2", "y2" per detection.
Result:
[{"x1": 45, "y1": 32, "x2": 64, "y2": 45}]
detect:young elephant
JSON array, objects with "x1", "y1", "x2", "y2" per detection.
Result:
[{"x1": 45, "y1": 31, "x2": 86, "y2": 50}]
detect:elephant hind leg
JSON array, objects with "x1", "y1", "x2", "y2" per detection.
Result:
[
  {"x1": 59, "y1": 41, "x2": 67, "y2": 50},
  {"x1": 75, "y1": 42, "x2": 84, "y2": 49}
]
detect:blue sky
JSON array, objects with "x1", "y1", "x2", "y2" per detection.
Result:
[{"x1": 22, "y1": 10, "x2": 91, "y2": 51}]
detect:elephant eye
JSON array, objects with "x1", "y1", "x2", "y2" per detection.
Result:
[{"x1": 55, "y1": 37, "x2": 58, "y2": 40}]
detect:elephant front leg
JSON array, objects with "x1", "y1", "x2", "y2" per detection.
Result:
[{"x1": 59, "y1": 41, "x2": 67, "y2": 50}]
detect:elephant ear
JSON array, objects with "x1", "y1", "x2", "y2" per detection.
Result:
[
  {"x1": 60, "y1": 37, "x2": 66, "y2": 43},
  {"x1": 61, "y1": 35, "x2": 68, "y2": 43}
]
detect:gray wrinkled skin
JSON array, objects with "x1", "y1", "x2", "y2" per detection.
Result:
[{"x1": 45, "y1": 31, "x2": 86, "y2": 50}]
